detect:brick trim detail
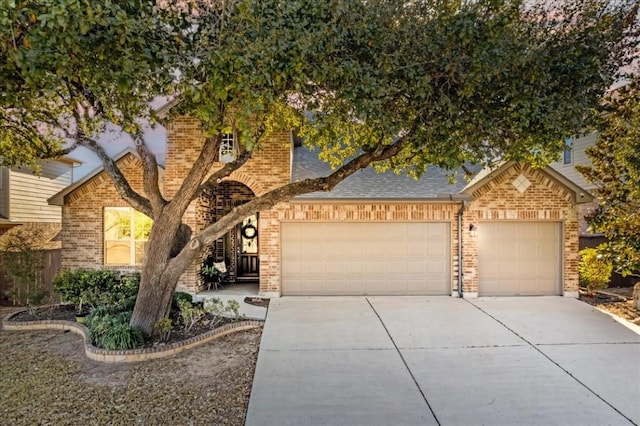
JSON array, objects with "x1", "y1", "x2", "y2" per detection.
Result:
[{"x1": 2, "y1": 309, "x2": 263, "y2": 363}]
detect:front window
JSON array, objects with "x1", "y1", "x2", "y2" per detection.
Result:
[
  {"x1": 104, "y1": 207, "x2": 152, "y2": 265},
  {"x1": 219, "y1": 132, "x2": 237, "y2": 163},
  {"x1": 563, "y1": 137, "x2": 573, "y2": 165}
]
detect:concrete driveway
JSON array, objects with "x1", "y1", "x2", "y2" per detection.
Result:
[{"x1": 246, "y1": 297, "x2": 640, "y2": 426}]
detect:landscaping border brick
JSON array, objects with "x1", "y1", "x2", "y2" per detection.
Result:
[{"x1": 1, "y1": 309, "x2": 263, "y2": 363}]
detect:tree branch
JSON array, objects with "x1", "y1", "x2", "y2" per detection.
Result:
[
  {"x1": 131, "y1": 129, "x2": 166, "y2": 213},
  {"x1": 163, "y1": 133, "x2": 220, "y2": 220},
  {"x1": 76, "y1": 136, "x2": 153, "y2": 217},
  {"x1": 196, "y1": 149, "x2": 254, "y2": 196},
  {"x1": 164, "y1": 135, "x2": 410, "y2": 278}
]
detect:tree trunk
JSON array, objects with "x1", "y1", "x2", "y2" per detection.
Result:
[
  {"x1": 633, "y1": 282, "x2": 640, "y2": 311},
  {"x1": 130, "y1": 211, "x2": 188, "y2": 335},
  {"x1": 130, "y1": 265, "x2": 177, "y2": 335}
]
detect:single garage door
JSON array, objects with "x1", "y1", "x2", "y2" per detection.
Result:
[
  {"x1": 479, "y1": 222, "x2": 561, "y2": 296},
  {"x1": 281, "y1": 222, "x2": 450, "y2": 295}
]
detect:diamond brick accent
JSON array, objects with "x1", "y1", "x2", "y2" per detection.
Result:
[{"x1": 512, "y1": 174, "x2": 531, "y2": 193}]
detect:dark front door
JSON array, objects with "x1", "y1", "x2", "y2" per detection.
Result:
[{"x1": 236, "y1": 214, "x2": 259, "y2": 279}]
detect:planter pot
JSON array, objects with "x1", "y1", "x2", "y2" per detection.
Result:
[{"x1": 75, "y1": 314, "x2": 88, "y2": 324}]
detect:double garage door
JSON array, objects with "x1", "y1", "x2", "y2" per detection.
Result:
[
  {"x1": 281, "y1": 222, "x2": 450, "y2": 296},
  {"x1": 280, "y1": 221, "x2": 562, "y2": 296}
]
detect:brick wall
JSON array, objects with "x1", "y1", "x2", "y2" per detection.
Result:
[
  {"x1": 166, "y1": 116, "x2": 292, "y2": 291},
  {"x1": 464, "y1": 163, "x2": 580, "y2": 295},
  {"x1": 60, "y1": 122, "x2": 581, "y2": 298},
  {"x1": 61, "y1": 154, "x2": 146, "y2": 272},
  {"x1": 259, "y1": 202, "x2": 461, "y2": 295}
]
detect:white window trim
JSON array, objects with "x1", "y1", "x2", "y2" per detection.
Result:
[
  {"x1": 219, "y1": 132, "x2": 237, "y2": 163},
  {"x1": 104, "y1": 207, "x2": 150, "y2": 266}
]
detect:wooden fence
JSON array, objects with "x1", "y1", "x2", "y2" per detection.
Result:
[{"x1": 0, "y1": 249, "x2": 61, "y2": 305}]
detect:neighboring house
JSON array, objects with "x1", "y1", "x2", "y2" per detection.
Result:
[
  {"x1": 0, "y1": 158, "x2": 77, "y2": 234},
  {"x1": 0, "y1": 157, "x2": 78, "y2": 302},
  {"x1": 49, "y1": 117, "x2": 594, "y2": 298},
  {"x1": 549, "y1": 132, "x2": 600, "y2": 236}
]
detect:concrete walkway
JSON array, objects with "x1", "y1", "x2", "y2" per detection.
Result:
[{"x1": 246, "y1": 296, "x2": 640, "y2": 426}]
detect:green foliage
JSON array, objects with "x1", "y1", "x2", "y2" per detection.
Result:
[
  {"x1": 176, "y1": 298, "x2": 205, "y2": 333},
  {"x1": 170, "y1": 291, "x2": 193, "y2": 320},
  {"x1": 579, "y1": 247, "x2": 613, "y2": 292},
  {"x1": 1, "y1": 0, "x2": 636, "y2": 170},
  {"x1": 578, "y1": 78, "x2": 640, "y2": 277},
  {"x1": 176, "y1": 296, "x2": 242, "y2": 332},
  {"x1": 111, "y1": 272, "x2": 140, "y2": 307},
  {"x1": 88, "y1": 310, "x2": 144, "y2": 350},
  {"x1": 0, "y1": 227, "x2": 48, "y2": 306},
  {"x1": 52, "y1": 268, "x2": 137, "y2": 313},
  {"x1": 199, "y1": 256, "x2": 226, "y2": 288},
  {"x1": 153, "y1": 317, "x2": 172, "y2": 342},
  {"x1": 0, "y1": 0, "x2": 186, "y2": 167},
  {"x1": 3, "y1": 0, "x2": 637, "y2": 333},
  {"x1": 204, "y1": 298, "x2": 242, "y2": 328}
]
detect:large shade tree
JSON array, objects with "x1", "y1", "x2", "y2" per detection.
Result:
[
  {"x1": 578, "y1": 77, "x2": 640, "y2": 279},
  {"x1": 1, "y1": 0, "x2": 638, "y2": 334}
]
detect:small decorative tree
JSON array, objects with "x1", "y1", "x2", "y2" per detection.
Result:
[
  {"x1": 579, "y1": 247, "x2": 613, "y2": 296},
  {"x1": 0, "y1": 227, "x2": 47, "y2": 307}
]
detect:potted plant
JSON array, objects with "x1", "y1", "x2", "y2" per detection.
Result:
[{"x1": 199, "y1": 259, "x2": 227, "y2": 290}]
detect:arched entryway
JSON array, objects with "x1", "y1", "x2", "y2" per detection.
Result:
[{"x1": 197, "y1": 181, "x2": 258, "y2": 286}]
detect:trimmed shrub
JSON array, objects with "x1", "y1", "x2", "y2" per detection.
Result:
[
  {"x1": 579, "y1": 247, "x2": 613, "y2": 294},
  {"x1": 53, "y1": 269, "x2": 139, "y2": 313}
]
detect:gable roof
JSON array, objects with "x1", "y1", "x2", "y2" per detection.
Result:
[
  {"x1": 47, "y1": 148, "x2": 163, "y2": 206},
  {"x1": 292, "y1": 148, "x2": 593, "y2": 203},
  {"x1": 461, "y1": 161, "x2": 594, "y2": 204},
  {"x1": 291, "y1": 147, "x2": 474, "y2": 200}
]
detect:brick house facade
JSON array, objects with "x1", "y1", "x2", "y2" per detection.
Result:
[{"x1": 50, "y1": 117, "x2": 590, "y2": 298}]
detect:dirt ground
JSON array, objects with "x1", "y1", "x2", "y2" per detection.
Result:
[
  {"x1": 0, "y1": 326, "x2": 261, "y2": 425},
  {"x1": 579, "y1": 287, "x2": 640, "y2": 326}
]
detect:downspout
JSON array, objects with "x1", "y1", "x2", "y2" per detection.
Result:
[{"x1": 457, "y1": 201, "x2": 468, "y2": 298}]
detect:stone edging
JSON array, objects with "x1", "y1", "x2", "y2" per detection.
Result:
[{"x1": 1, "y1": 310, "x2": 263, "y2": 363}]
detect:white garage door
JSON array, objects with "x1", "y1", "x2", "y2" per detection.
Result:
[
  {"x1": 479, "y1": 222, "x2": 561, "y2": 296},
  {"x1": 281, "y1": 222, "x2": 450, "y2": 295}
]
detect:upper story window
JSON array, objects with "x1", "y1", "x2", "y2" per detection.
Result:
[
  {"x1": 563, "y1": 137, "x2": 573, "y2": 165},
  {"x1": 104, "y1": 207, "x2": 152, "y2": 265},
  {"x1": 219, "y1": 132, "x2": 237, "y2": 163}
]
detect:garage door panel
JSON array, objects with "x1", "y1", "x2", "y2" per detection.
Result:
[
  {"x1": 282, "y1": 222, "x2": 450, "y2": 296},
  {"x1": 479, "y1": 222, "x2": 561, "y2": 296}
]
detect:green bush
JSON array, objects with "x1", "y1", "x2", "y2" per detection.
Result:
[
  {"x1": 176, "y1": 298, "x2": 205, "y2": 332},
  {"x1": 88, "y1": 310, "x2": 144, "y2": 350},
  {"x1": 53, "y1": 269, "x2": 139, "y2": 313},
  {"x1": 154, "y1": 317, "x2": 172, "y2": 342},
  {"x1": 85, "y1": 304, "x2": 125, "y2": 329},
  {"x1": 170, "y1": 291, "x2": 193, "y2": 320},
  {"x1": 204, "y1": 298, "x2": 242, "y2": 328},
  {"x1": 111, "y1": 272, "x2": 140, "y2": 307},
  {"x1": 579, "y1": 247, "x2": 613, "y2": 293}
]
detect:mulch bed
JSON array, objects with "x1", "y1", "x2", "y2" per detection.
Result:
[
  {"x1": 5, "y1": 304, "x2": 242, "y2": 348},
  {"x1": 244, "y1": 297, "x2": 270, "y2": 308},
  {"x1": 579, "y1": 288, "x2": 640, "y2": 326}
]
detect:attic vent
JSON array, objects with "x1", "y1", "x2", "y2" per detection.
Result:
[{"x1": 512, "y1": 174, "x2": 531, "y2": 193}]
